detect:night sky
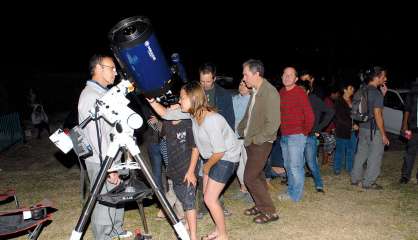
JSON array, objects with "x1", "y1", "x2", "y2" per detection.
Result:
[{"x1": 2, "y1": 4, "x2": 417, "y2": 114}]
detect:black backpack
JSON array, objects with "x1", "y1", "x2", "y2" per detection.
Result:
[{"x1": 351, "y1": 85, "x2": 371, "y2": 122}]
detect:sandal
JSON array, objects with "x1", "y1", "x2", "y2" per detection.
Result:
[
  {"x1": 201, "y1": 232, "x2": 218, "y2": 240},
  {"x1": 253, "y1": 212, "x2": 279, "y2": 224},
  {"x1": 244, "y1": 206, "x2": 261, "y2": 216}
]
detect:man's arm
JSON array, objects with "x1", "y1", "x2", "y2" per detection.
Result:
[
  {"x1": 402, "y1": 93, "x2": 413, "y2": 132},
  {"x1": 216, "y1": 87, "x2": 235, "y2": 129},
  {"x1": 303, "y1": 94, "x2": 315, "y2": 135},
  {"x1": 313, "y1": 96, "x2": 335, "y2": 133},
  {"x1": 401, "y1": 111, "x2": 410, "y2": 132},
  {"x1": 237, "y1": 96, "x2": 251, "y2": 137},
  {"x1": 374, "y1": 107, "x2": 390, "y2": 145}
]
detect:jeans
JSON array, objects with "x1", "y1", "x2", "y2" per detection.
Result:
[
  {"x1": 281, "y1": 134, "x2": 307, "y2": 202},
  {"x1": 351, "y1": 132, "x2": 358, "y2": 155},
  {"x1": 173, "y1": 181, "x2": 197, "y2": 211},
  {"x1": 334, "y1": 132, "x2": 357, "y2": 174},
  {"x1": 304, "y1": 135, "x2": 323, "y2": 189},
  {"x1": 207, "y1": 160, "x2": 238, "y2": 184},
  {"x1": 148, "y1": 143, "x2": 163, "y2": 190}
]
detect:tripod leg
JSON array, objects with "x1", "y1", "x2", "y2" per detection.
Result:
[
  {"x1": 80, "y1": 165, "x2": 85, "y2": 201},
  {"x1": 133, "y1": 154, "x2": 190, "y2": 240},
  {"x1": 136, "y1": 200, "x2": 149, "y2": 234},
  {"x1": 28, "y1": 223, "x2": 43, "y2": 240},
  {"x1": 70, "y1": 155, "x2": 116, "y2": 240}
]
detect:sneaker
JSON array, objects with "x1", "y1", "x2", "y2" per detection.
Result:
[
  {"x1": 280, "y1": 176, "x2": 288, "y2": 185},
  {"x1": 350, "y1": 181, "x2": 360, "y2": 187},
  {"x1": 399, "y1": 177, "x2": 409, "y2": 184},
  {"x1": 230, "y1": 191, "x2": 247, "y2": 200},
  {"x1": 197, "y1": 211, "x2": 206, "y2": 219},
  {"x1": 362, "y1": 183, "x2": 383, "y2": 190},
  {"x1": 316, "y1": 188, "x2": 325, "y2": 193},
  {"x1": 243, "y1": 192, "x2": 254, "y2": 203},
  {"x1": 223, "y1": 207, "x2": 232, "y2": 217},
  {"x1": 112, "y1": 230, "x2": 133, "y2": 239},
  {"x1": 277, "y1": 193, "x2": 291, "y2": 201}
]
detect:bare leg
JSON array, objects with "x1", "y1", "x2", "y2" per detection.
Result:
[
  {"x1": 185, "y1": 209, "x2": 197, "y2": 240},
  {"x1": 204, "y1": 177, "x2": 228, "y2": 240}
]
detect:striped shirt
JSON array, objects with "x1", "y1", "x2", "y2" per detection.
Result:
[{"x1": 279, "y1": 86, "x2": 314, "y2": 136}]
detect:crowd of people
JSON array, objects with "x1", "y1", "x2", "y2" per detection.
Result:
[{"x1": 74, "y1": 53, "x2": 417, "y2": 240}]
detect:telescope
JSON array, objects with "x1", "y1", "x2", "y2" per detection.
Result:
[{"x1": 109, "y1": 16, "x2": 180, "y2": 104}]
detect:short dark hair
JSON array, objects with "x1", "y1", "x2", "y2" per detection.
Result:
[
  {"x1": 364, "y1": 66, "x2": 387, "y2": 83},
  {"x1": 337, "y1": 81, "x2": 354, "y2": 95},
  {"x1": 296, "y1": 79, "x2": 312, "y2": 93},
  {"x1": 89, "y1": 54, "x2": 113, "y2": 76},
  {"x1": 199, "y1": 62, "x2": 216, "y2": 76},
  {"x1": 243, "y1": 59, "x2": 264, "y2": 77},
  {"x1": 299, "y1": 69, "x2": 313, "y2": 78}
]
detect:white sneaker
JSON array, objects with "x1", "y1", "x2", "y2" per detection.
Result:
[
  {"x1": 277, "y1": 193, "x2": 291, "y2": 201},
  {"x1": 114, "y1": 230, "x2": 133, "y2": 239}
]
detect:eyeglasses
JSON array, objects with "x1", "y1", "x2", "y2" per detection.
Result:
[{"x1": 100, "y1": 64, "x2": 117, "y2": 72}]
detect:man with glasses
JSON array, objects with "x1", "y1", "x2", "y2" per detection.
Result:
[{"x1": 78, "y1": 54, "x2": 132, "y2": 239}]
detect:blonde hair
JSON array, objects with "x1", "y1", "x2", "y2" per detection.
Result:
[{"x1": 181, "y1": 81, "x2": 216, "y2": 122}]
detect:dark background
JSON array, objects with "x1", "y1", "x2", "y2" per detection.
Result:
[{"x1": 1, "y1": 4, "x2": 417, "y2": 117}]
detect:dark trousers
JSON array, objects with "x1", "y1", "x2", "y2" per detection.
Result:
[
  {"x1": 401, "y1": 133, "x2": 418, "y2": 181},
  {"x1": 34, "y1": 121, "x2": 50, "y2": 138},
  {"x1": 244, "y1": 142, "x2": 275, "y2": 214},
  {"x1": 265, "y1": 138, "x2": 284, "y2": 178},
  {"x1": 148, "y1": 143, "x2": 163, "y2": 190}
]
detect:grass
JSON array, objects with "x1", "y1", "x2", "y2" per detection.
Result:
[{"x1": 1, "y1": 137, "x2": 417, "y2": 240}]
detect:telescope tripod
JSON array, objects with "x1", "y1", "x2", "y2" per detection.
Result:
[{"x1": 69, "y1": 122, "x2": 190, "y2": 240}]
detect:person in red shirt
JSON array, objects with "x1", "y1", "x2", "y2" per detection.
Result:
[{"x1": 278, "y1": 67, "x2": 314, "y2": 202}]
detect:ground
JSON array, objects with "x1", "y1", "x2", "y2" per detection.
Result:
[{"x1": 0, "y1": 118, "x2": 417, "y2": 240}]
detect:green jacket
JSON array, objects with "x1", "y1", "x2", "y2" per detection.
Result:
[{"x1": 237, "y1": 78, "x2": 281, "y2": 146}]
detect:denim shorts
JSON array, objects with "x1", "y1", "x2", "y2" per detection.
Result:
[
  {"x1": 173, "y1": 182, "x2": 196, "y2": 211},
  {"x1": 207, "y1": 160, "x2": 238, "y2": 184}
]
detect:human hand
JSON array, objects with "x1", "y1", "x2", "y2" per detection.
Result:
[
  {"x1": 353, "y1": 124, "x2": 359, "y2": 131},
  {"x1": 107, "y1": 172, "x2": 121, "y2": 185},
  {"x1": 146, "y1": 97, "x2": 156, "y2": 104},
  {"x1": 203, "y1": 163, "x2": 213, "y2": 175},
  {"x1": 148, "y1": 115, "x2": 158, "y2": 124},
  {"x1": 183, "y1": 171, "x2": 197, "y2": 187},
  {"x1": 380, "y1": 83, "x2": 388, "y2": 96},
  {"x1": 382, "y1": 135, "x2": 390, "y2": 146},
  {"x1": 404, "y1": 130, "x2": 412, "y2": 140}
]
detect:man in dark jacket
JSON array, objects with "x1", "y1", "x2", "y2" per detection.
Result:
[
  {"x1": 400, "y1": 81, "x2": 418, "y2": 184},
  {"x1": 297, "y1": 80, "x2": 334, "y2": 193},
  {"x1": 199, "y1": 63, "x2": 235, "y2": 129}
]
